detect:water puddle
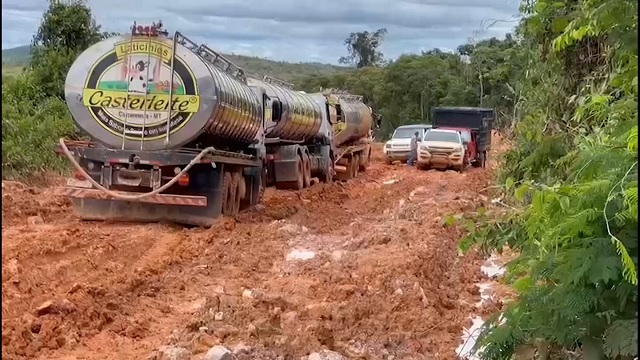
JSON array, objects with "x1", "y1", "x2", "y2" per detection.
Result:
[
  {"x1": 286, "y1": 249, "x2": 316, "y2": 261},
  {"x1": 456, "y1": 316, "x2": 484, "y2": 359},
  {"x1": 383, "y1": 178, "x2": 400, "y2": 185},
  {"x1": 480, "y1": 254, "x2": 506, "y2": 278},
  {"x1": 457, "y1": 254, "x2": 507, "y2": 359}
]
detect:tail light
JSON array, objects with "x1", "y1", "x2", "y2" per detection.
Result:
[
  {"x1": 178, "y1": 174, "x2": 190, "y2": 186},
  {"x1": 74, "y1": 171, "x2": 86, "y2": 180}
]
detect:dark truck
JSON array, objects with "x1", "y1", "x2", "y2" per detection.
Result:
[{"x1": 431, "y1": 107, "x2": 494, "y2": 168}]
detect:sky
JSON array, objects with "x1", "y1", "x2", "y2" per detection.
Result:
[{"x1": 1, "y1": 0, "x2": 521, "y2": 64}]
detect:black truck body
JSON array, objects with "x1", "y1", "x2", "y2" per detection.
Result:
[{"x1": 431, "y1": 107, "x2": 494, "y2": 153}]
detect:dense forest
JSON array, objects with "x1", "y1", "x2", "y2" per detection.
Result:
[{"x1": 2, "y1": 0, "x2": 637, "y2": 358}]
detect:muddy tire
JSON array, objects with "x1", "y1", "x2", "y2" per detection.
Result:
[
  {"x1": 275, "y1": 154, "x2": 305, "y2": 190},
  {"x1": 416, "y1": 163, "x2": 429, "y2": 171},
  {"x1": 232, "y1": 172, "x2": 246, "y2": 213},
  {"x1": 302, "y1": 152, "x2": 312, "y2": 188},
  {"x1": 320, "y1": 159, "x2": 333, "y2": 183},
  {"x1": 359, "y1": 146, "x2": 371, "y2": 172},
  {"x1": 221, "y1": 171, "x2": 232, "y2": 215},
  {"x1": 225, "y1": 172, "x2": 240, "y2": 216},
  {"x1": 351, "y1": 154, "x2": 360, "y2": 178},
  {"x1": 472, "y1": 151, "x2": 486, "y2": 168}
]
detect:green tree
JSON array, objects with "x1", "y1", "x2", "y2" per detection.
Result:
[
  {"x1": 338, "y1": 28, "x2": 388, "y2": 68},
  {"x1": 29, "y1": 0, "x2": 106, "y2": 98}
]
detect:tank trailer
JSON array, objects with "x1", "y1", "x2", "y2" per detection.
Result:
[{"x1": 56, "y1": 22, "x2": 379, "y2": 226}]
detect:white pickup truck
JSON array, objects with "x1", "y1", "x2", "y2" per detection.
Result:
[
  {"x1": 416, "y1": 128, "x2": 468, "y2": 172},
  {"x1": 383, "y1": 124, "x2": 432, "y2": 164}
]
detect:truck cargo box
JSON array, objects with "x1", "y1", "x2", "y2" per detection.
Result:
[{"x1": 432, "y1": 107, "x2": 494, "y2": 152}]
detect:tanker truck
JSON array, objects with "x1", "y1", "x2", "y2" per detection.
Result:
[
  {"x1": 248, "y1": 77, "x2": 377, "y2": 189},
  {"x1": 55, "y1": 22, "x2": 377, "y2": 227},
  {"x1": 55, "y1": 23, "x2": 280, "y2": 226}
]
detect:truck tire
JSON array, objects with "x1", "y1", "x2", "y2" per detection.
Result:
[
  {"x1": 416, "y1": 163, "x2": 429, "y2": 171},
  {"x1": 359, "y1": 146, "x2": 371, "y2": 171},
  {"x1": 351, "y1": 154, "x2": 360, "y2": 178},
  {"x1": 254, "y1": 166, "x2": 267, "y2": 205},
  {"x1": 472, "y1": 152, "x2": 486, "y2": 168},
  {"x1": 274, "y1": 154, "x2": 305, "y2": 190},
  {"x1": 221, "y1": 171, "x2": 232, "y2": 215},
  {"x1": 232, "y1": 172, "x2": 246, "y2": 213},
  {"x1": 302, "y1": 152, "x2": 311, "y2": 188},
  {"x1": 320, "y1": 159, "x2": 333, "y2": 183},
  {"x1": 226, "y1": 172, "x2": 240, "y2": 216}
]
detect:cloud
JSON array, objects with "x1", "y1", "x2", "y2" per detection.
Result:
[{"x1": 1, "y1": 0, "x2": 520, "y2": 63}]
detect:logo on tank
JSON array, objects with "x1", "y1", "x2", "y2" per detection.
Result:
[{"x1": 82, "y1": 37, "x2": 200, "y2": 140}]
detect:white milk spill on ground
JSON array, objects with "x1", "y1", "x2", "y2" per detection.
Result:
[{"x1": 456, "y1": 254, "x2": 507, "y2": 359}]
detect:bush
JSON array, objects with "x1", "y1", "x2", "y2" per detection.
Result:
[{"x1": 1, "y1": 73, "x2": 76, "y2": 179}]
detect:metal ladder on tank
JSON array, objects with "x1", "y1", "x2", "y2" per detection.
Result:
[
  {"x1": 263, "y1": 75, "x2": 294, "y2": 89},
  {"x1": 122, "y1": 22, "x2": 154, "y2": 150},
  {"x1": 174, "y1": 32, "x2": 247, "y2": 83},
  {"x1": 167, "y1": 32, "x2": 248, "y2": 147}
]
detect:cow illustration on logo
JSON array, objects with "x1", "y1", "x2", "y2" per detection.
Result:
[{"x1": 122, "y1": 57, "x2": 161, "y2": 94}]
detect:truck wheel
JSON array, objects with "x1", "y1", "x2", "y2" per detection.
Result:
[
  {"x1": 259, "y1": 165, "x2": 267, "y2": 203},
  {"x1": 295, "y1": 154, "x2": 305, "y2": 189},
  {"x1": 233, "y1": 172, "x2": 246, "y2": 213},
  {"x1": 351, "y1": 154, "x2": 360, "y2": 178},
  {"x1": 416, "y1": 163, "x2": 429, "y2": 171},
  {"x1": 302, "y1": 152, "x2": 311, "y2": 188},
  {"x1": 359, "y1": 146, "x2": 371, "y2": 172},
  {"x1": 275, "y1": 154, "x2": 305, "y2": 190},
  {"x1": 226, "y1": 172, "x2": 240, "y2": 216},
  {"x1": 320, "y1": 160, "x2": 333, "y2": 183},
  {"x1": 221, "y1": 171, "x2": 232, "y2": 215},
  {"x1": 472, "y1": 152, "x2": 486, "y2": 168}
]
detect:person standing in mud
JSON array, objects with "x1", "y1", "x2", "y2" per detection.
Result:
[{"x1": 407, "y1": 131, "x2": 420, "y2": 166}]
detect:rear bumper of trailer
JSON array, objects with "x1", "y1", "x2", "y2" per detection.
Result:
[{"x1": 55, "y1": 179, "x2": 207, "y2": 207}]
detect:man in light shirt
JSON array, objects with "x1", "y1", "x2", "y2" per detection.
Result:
[{"x1": 407, "y1": 131, "x2": 419, "y2": 166}]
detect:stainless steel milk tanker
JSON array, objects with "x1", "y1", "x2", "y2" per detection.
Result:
[
  {"x1": 247, "y1": 77, "x2": 323, "y2": 142},
  {"x1": 321, "y1": 94, "x2": 373, "y2": 147},
  {"x1": 64, "y1": 33, "x2": 263, "y2": 150}
]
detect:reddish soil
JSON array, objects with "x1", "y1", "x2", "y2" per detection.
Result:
[{"x1": 2, "y1": 138, "x2": 503, "y2": 360}]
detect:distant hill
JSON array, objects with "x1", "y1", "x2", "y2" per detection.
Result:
[
  {"x1": 2, "y1": 45, "x2": 351, "y2": 82},
  {"x1": 2, "y1": 45, "x2": 31, "y2": 66}
]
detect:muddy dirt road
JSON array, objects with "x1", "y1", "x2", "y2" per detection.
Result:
[{"x1": 2, "y1": 140, "x2": 501, "y2": 360}]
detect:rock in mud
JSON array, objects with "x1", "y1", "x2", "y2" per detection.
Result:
[
  {"x1": 202, "y1": 345, "x2": 232, "y2": 360},
  {"x1": 232, "y1": 343, "x2": 252, "y2": 355},
  {"x1": 27, "y1": 215, "x2": 44, "y2": 225},
  {"x1": 307, "y1": 350, "x2": 346, "y2": 360},
  {"x1": 155, "y1": 345, "x2": 191, "y2": 360},
  {"x1": 35, "y1": 300, "x2": 56, "y2": 316}
]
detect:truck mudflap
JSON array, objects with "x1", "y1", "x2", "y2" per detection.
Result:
[{"x1": 55, "y1": 179, "x2": 207, "y2": 207}]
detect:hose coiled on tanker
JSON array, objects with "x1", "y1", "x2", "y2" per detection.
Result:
[{"x1": 59, "y1": 138, "x2": 215, "y2": 201}]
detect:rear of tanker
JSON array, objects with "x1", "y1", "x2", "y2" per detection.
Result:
[{"x1": 56, "y1": 23, "x2": 280, "y2": 227}]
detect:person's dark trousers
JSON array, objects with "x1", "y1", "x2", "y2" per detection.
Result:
[{"x1": 407, "y1": 149, "x2": 417, "y2": 165}]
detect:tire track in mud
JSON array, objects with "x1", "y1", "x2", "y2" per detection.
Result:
[{"x1": 1, "y1": 141, "x2": 500, "y2": 360}]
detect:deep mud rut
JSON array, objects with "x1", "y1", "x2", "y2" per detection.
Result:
[{"x1": 2, "y1": 137, "x2": 505, "y2": 360}]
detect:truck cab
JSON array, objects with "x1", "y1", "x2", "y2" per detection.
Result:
[{"x1": 383, "y1": 124, "x2": 432, "y2": 164}]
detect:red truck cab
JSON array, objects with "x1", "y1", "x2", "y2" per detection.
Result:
[{"x1": 431, "y1": 107, "x2": 494, "y2": 168}]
